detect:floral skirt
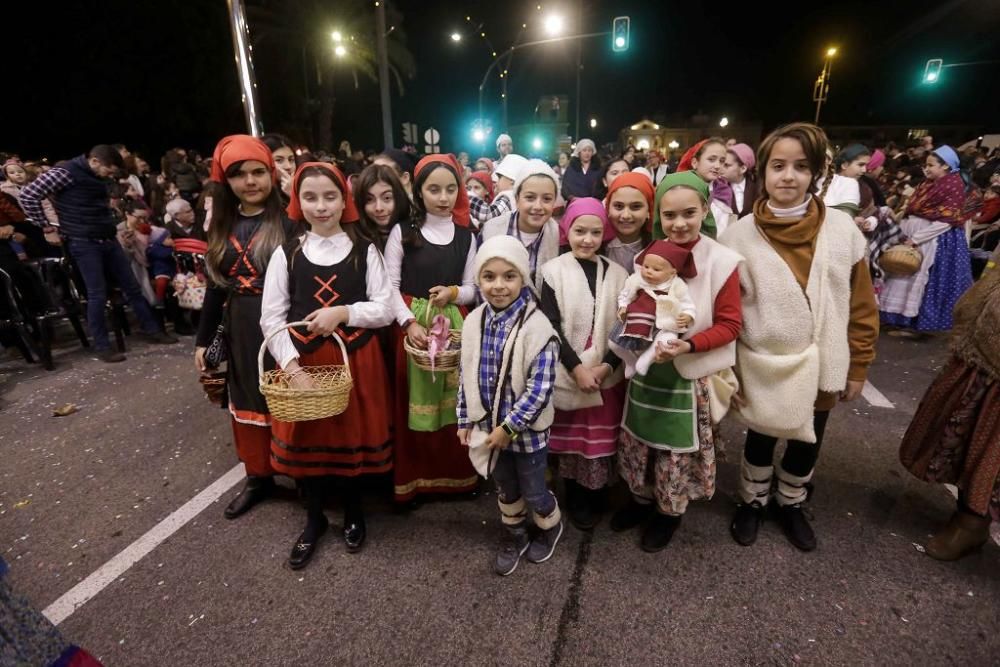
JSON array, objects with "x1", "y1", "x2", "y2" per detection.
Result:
[
  {"x1": 617, "y1": 376, "x2": 719, "y2": 515},
  {"x1": 899, "y1": 356, "x2": 1000, "y2": 520}
]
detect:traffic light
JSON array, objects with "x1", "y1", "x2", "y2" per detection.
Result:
[
  {"x1": 612, "y1": 16, "x2": 630, "y2": 52},
  {"x1": 923, "y1": 58, "x2": 943, "y2": 84}
]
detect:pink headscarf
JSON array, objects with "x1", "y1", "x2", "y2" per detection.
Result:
[
  {"x1": 560, "y1": 196, "x2": 615, "y2": 246},
  {"x1": 867, "y1": 149, "x2": 886, "y2": 172}
]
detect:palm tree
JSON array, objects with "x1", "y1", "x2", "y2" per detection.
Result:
[{"x1": 247, "y1": 0, "x2": 416, "y2": 150}]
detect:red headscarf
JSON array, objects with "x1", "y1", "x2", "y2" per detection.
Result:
[
  {"x1": 676, "y1": 139, "x2": 708, "y2": 173},
  {"x1": 209, "y1": 135, "x2": 276, "y2": 184},
  {"x1": 604, "y1": 171, "x2": 656, "y2": 232},
  {"x1": 285, "y1": 161, "x2": 360, "y2": 224},
  {"x1": 468, "y1": 170, "x2": 495, "y2": 202},
  {"x1": 478, "y1": 157, "x2": 495, "y2": 174},
  {"x1": 414, "y1": 154, "x2": 470, "y2": 227}
]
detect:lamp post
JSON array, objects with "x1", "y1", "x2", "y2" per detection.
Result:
[
  {"x1": 226, "y1": 0, "x2": 264, "y2": 136},
  {"x1": 813, "y1": 47, "x2": 837, "y2": 125}
]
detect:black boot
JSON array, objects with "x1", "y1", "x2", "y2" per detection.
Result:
[
  {"x1": 774, "y1": 503, "x2": 817, "y2": 552},
  {"x1": 610, "y1": 496, "x2": 654, "y2": 532},
  {"x1": 224, "y1": 476, "x2": 274, "y2": 520},
  {"x1": 167, "y1": 299, "x2": 195, "y2": 336},
  {"x1": 641, "y1": 512, "x2": 682, "y2": 552},
  {"x1": 730, "y1": 502, "x2": 766, "y2": 546},
  {"x1": 342, "y1": 481, "x2": 366, "y2": 553},
  {"x1": 565, "y1": 480, "x2": 596, "y2": 531}
]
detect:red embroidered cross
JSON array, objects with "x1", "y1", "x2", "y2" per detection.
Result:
[{"x1": 313, "y1": 274, "x2": 340, "y2": 306}]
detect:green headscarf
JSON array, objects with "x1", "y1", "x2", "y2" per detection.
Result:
[{"x1": 652, "y1": 171, "x2": 717, "y2": 240}]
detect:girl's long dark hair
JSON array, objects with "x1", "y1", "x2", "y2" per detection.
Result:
[
  {"x1": 403, "y1": 161, "x2": 460, "y2": 249},
  {"x1": 288, "y1": 164, "x2": 366, "y2": 271},
  {"x1": 205, "y1": 160, "x2": 289, "y2": 285},
  {"x1": 353, "y1": 164, "x2": 411, "y2": 251}
]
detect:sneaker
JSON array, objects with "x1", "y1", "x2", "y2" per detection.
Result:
[
  {"x1": 610, "y1": 497, "x2": 654, "y2": 532},
  {"x1": 774, "y1": 503, "x2": 817, "y2": 552},
  {"x1": 640, "y1": 512, "x2": 681, "y2": 552},
  {"x1": 494, "y1": 528, "x2": 530, "y2": 576},
  {"x1": 526, "y1": 519, "x2": 564, "y2": 564},
  {"x1": 140, "y1": 330, "x2": 179, "y2": 345},
  {"x1": 98, "y1": 349, "x2": 126, "y2": 363},
  {"x1": 730, "y1": 502, "x2": 766, "y2": 546}
]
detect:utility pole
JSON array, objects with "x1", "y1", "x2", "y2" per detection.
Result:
[
  {"x1": 574, "y1": 0, "x2": 583, "y2": 141},
  {"x1": 375, "y1": 1, "x2": 393, "y2": 148},
  {"x1": 813, "y1": 47, "x2": 837, "y2": 125},
  {"x1": 226, "y1": 0, "x2": 264, "y2": 136}
]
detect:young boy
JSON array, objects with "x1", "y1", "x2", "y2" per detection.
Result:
[{"x1": 456, "y1": 235, "x2": 562, "y2": 576}]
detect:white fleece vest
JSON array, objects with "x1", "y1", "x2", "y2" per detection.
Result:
[
  {"x1": 481, "y1": 212, "x2": 561, "y2": 283},
  {"x1": 671, "y1": 236, "x2": 744, "y2": 381},
  {"x1": 721, "y1": 207, "x2": 866, "y2": 442},
  {"x1": 460, "y1": 303, "x2": 559, "y2": 432},
  {"x1": 539, "y1": 253, "x2": 628, "y2": 411}
]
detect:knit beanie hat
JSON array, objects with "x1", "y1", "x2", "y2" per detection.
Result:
[
  {"x1": 496, "y1": 133, "x2": 513, "y2": 149},
  {"x1": 636, "y1": 239, "x2": 697, "y2": 279},
  {"x1": 494, "y1": 154, "x2": 528, "y2": 182},
  {"x1": 652, "y1": 171, "x2": 710, "y2": 240},
  {"x1": 474, "y1": 234, "x2": 534, "y2": 290},
  {"x1": 512, "y1": 158, "x2": 559, "y2": 198},
  {"x1": 573, "y1": 139, "x2": 596, "y2": 157},
  {"x1": 728, "y1": 143, "x2": 756, "y2": 170}
]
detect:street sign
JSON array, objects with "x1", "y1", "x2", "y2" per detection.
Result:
[
  {"x1": 401, "y1": 122, "x2": 418, "y2": 145},
  {"x1": 424, "y1": 127, "x2": 441, "y2": 153}
]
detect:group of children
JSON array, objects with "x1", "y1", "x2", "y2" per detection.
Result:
[{"x1": 198, "y1": 121, "x2": 1000, "y2": 575}]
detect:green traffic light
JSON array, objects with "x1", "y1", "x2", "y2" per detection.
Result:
[{"x1": 612, "y1": 16, "x2": 629, "y2": 52}]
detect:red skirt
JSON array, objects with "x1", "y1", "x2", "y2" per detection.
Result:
[
  {"x1": 270, "y1": 336, "x2": 392, "y2": 479},
  {"x1": 391, "y1": 324, "x2": 478, "y2": 502}
]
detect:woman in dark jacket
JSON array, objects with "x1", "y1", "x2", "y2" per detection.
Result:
[{"x1": 561, "y1": 138, "x2": 603, "y2": 201}]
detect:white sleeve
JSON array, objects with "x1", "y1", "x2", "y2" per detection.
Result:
[
  {"x1": 346, "y1": 245, "x2": 394, "y2": 329},
  {"x1": 260, "y1": 246, "x2": 299, "y2": 369},
  {"x1": 456, "y1": 235, "x2": 478, "y2": 305},
  {"x1": 384, "y1": 225, "x2": 416, "y2": 326},
  {"x1": 618, "y1": 272, "x2": 640, "y2": 308},
  {"x1": 677, "y1": 279, "x2": 697, "y2": 320}
]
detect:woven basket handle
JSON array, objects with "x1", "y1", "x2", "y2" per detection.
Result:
[
  {"x1": 258, "y1": 321, "x2": 351, "y2": 384},
  {"x1": 420, "y1": 299, "x2": 445, "y2": 328}
]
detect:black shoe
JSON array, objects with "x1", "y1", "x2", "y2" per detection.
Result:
[
  {"x1": 140, "y1": 330, "x2": 179, "y2": 345},
  {"x1": 344, "y1": 510, "x2": 366, "y2": 553},
  {"x1": 565, "y1": 480, "x2": 596, "y2": 531},
  {"x1": 610, "y1": 497, "x2": 654, "y2": 532},
  {"x1": 641, "y1": 512, "x2": 682, "y2": 553},
  {"x1": 172, "y1": 320, "x2": 195, "y2": 336},
  {"x1": 774, "y1": 503, "x2": 817, "y2": 552},
  {"x1": 224, "y1": 477, "x2": 274, "y2": 520},
  {"x1": 731, "y1": 502, "x2": 766, "y2": 546},
  {"x1": 289, "y1": 516, "x2": 329, "y2": 570},
  {"x1": 98, "y1": 349, "x2": 126, "y2": 363}
]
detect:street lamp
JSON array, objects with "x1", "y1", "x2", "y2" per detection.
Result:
[
  {"x1": 813, "y1": 46, "x2": 837, "y2": 125},
  {"x1": 473, "y1": 128, "x2": 486, "y2": 143},
  {"x1": 450, "y1": 32, "x2": 462, "y2": 42},
  {"x1": 331, "y1": 30, "x2": 343, "y2": 43},
  {"x1": 532, "y1": 137, "x2": 543, "y2": 150},
  {"x1": 719, "y1": 116, "x2": 729, "y2": 128},
  {"x1": 334, "y1": 44, "x2": 347, "y2": 58},
  {"x1": 544, "y1": 14, "x2": 564, "y2": 36},
  {"x1": 589, "y1": 118, "x2": 597, "y2": 129},
  {"x1": 668, "y1": 140, "x2": 679, "y2": 150}
]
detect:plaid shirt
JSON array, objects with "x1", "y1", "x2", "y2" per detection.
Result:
[
  {"x1": 469, "y1": 192, "x2": 513, "y2": 224},
  {"x1": 19, "y1": 167, "x2": 73, "y2": 226},
  {"x1": 456, "y1": 290, "x2": 558, "y2": 454},
  {"x1": 505, "y1": 212, "x2": 548, "y2": 279}
]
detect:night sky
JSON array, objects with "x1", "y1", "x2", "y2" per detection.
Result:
[{"x1": 6, "y1": 0, "x2": 999, "y2": 163}]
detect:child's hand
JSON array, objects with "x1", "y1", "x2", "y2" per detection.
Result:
[
  {"x1": 731, "y1": 391, "x2": 747, "y2": 409},
  {"x1": 653, "y1": 339, "x2": 691, "y2": 363},
  {"x1": 194, "y1": 346, "x2": 207, "y2": 372},
  {"x1": 572, "y1": 365, "x2": 600, "y2": 393},
  {"x1": 457, "y1": 428, "x2": 470, "y2": 447},
  {"x1": 163, "y1": 237, "x2": 175, "y2": 248},
  {"x1": 305, "y1": 305, "x2": 349, "y2": 336},
  {"x1": 428, "y1": 285, "x2": 452, "y2": 309},
  {"x1": 676, "y1": 313, "x2": 693, "y2": 329},
  {"x1": 485, "y1": 425, "x2": 512, "y2": 450},
  {"x1": 592, "y1": 362, "x2": 612, "y2": 385},
  {"x1": 840, "y1": 379, "x2": 864, "y2": 402},
  {"x1": 286, "y1": 370, "x2": 316, "y2": 390},
  {"x1": 617, "y1": 307, "x2": 627, "y2": 322},
  {"x1": 406, "y1": 321, "x2": 428, "y2": 349}
]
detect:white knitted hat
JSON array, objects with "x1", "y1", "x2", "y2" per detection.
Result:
[
  {"x1": 494, "y1": 154, "x2": 528, "y2": 181},
  {"x1": 512, "y1": 158, "x2": 559, "y2": 198},
  {"x1": 474, "y1": 234, "x2": 533, "y2": 290}
]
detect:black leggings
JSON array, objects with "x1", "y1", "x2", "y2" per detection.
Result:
[{"x1": 743, "y1": 411, "x2": 831, "y2": 477}]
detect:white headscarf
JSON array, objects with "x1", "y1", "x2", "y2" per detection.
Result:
[{"x1": 573, "y1": 139, "x2": 596, "y2": 157}]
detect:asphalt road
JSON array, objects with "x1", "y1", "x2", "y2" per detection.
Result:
[{"x1": 1, "y1": 330, "x2": 997, "y2": 666}]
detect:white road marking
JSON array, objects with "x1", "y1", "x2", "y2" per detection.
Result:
[
  {"x1": 862, "y1": 380, "x2": 895, "y2": 409},
  {"x1": 43, "y1": 463, "x2": 245, "y2": 626}
]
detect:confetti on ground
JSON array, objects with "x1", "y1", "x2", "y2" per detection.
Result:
[
  {"x1": 52, "y1": 404, "x2": 79, "y2": 417},
  {"x1": 13, "y1": 500, "x2": 30, "y2": 508},
  {"x1": 912, "y1": 543, "x2": 926, "y2": 553}
]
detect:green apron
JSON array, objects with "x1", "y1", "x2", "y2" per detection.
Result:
[
  {"x1": 407, "y1": 298, "x2": 464, "y2": 432},
  {"x1": 621, "y1": 359, "x2": 699, "y2": 453}
]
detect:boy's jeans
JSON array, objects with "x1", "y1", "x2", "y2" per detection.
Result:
[{"x1": 492, "y1": 447, "x2": 557, "y2": 520}]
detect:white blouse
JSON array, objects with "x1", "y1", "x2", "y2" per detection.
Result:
[
  {"x1": 383, "y1": 213, "x2": 477, "y2": 326},
  {"x1": 260, "y1": 231, "x2": 394, "y2": 369}
]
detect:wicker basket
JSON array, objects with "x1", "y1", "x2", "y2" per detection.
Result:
[
  {"x1": 881, "y1": 244, "x2": 923, "y2": 277},
  {"x1": 258, "y1": 322, "x2": 353, "y2": 422},
  {"x1": 403, "y1": 307, "x2": 462, "y2": 373}
]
